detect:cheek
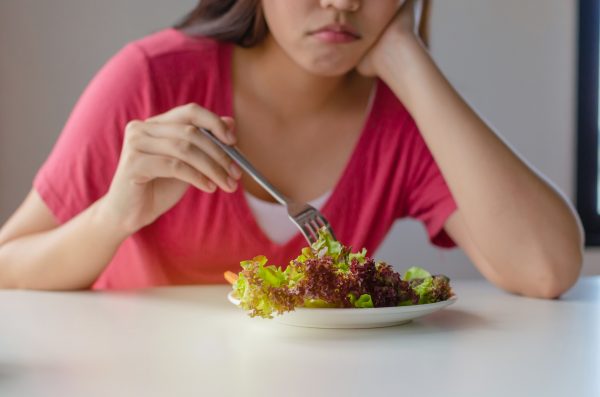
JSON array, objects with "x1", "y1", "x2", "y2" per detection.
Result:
[{"x1": 261, "y1": 0, "x2": 307, "y2": 44}]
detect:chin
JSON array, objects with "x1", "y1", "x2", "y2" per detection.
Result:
[
  {"x1": 307, "y1": 65, "x2": 356, "y2": 77},
  {"x1": 298, "y1": 56, "x2": 359, "y2": 77}
]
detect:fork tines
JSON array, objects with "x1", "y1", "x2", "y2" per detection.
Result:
[{"x1": 290, "y1": 205, "x2": 336, "y2": 244}]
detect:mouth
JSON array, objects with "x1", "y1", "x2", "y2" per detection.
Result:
[{"x1": 308, "y1": 23, "x2": 361, "y2": 44}]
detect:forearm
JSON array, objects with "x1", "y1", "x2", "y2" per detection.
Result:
[
  {"x1": 0, "y1": 198, "x2": 129, "y2": 290},
  {"x1": 378, "y1": 36, "x2": 583, "y2": 286}
]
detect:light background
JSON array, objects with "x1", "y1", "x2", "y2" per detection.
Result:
[{"x1": 1, "y1": 0, "x2": 597, "y2": 279}]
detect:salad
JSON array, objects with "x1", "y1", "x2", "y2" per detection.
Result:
[{"x1": 226, "y1": 228, "x2": 453, "y2": 319}]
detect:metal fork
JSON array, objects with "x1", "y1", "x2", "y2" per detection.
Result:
[{"x1": 200, "y1": 128, "x2": 337, "y2": 244}]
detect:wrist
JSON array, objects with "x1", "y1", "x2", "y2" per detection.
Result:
[
  {"x1": 375, "y1": 32, "x2": 424, "y2": 73},
  {"x1": 374, "y1": 34, "x2": 430, "y2": 104},
  {"x1": 90, "y1": 197, "x2": 136, "y2": 242}
]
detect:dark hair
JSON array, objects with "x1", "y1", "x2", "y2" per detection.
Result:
[
  {"x1": 175, "y1": 0, "x2": 430, "y2": 48},
  {"x1": 420, "y1": 0, "x2": 431, "y2": 46},
  {"x1": 175, "y1": 0, "x2": 268, "y2": 47}
]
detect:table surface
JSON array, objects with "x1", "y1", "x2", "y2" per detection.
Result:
[{"x1": 0, "y1": 277, "x2": 598, "y2": 397}]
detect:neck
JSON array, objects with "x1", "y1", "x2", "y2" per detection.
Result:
[{"x1": 233, "y1": 35, "x2": 368, "y2": 122}]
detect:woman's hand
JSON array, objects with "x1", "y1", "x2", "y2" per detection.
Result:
[
  {"x1": 99, "y1": 103, "x2": 243, "y2": 235},
  {"x1": 357, "y1": 0, "x2": 424, "y2": 77}
]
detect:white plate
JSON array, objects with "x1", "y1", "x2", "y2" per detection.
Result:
[{"x1": 228, "y1": 291, "x2": 457, "y2": 329}]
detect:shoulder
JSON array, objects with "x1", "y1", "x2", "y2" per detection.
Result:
[
  {"x1": 131, "y1": 28, "x2": 225, "y2": 61},
  {"x1": 124, "y1": 28, "x2": 232, "y2": 83},
  {"x1": 109, "y1": 29, "x2": 231, "y2": 112},
  {"x1": 90, "y1": 29, "x2": 228, "y2": 87}
]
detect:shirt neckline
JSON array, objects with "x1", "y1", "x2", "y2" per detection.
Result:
[
  {"x1": 221, "y1": 43, "x2": 382, "y2": 250},
  {"x1": 245, "y1": 189, "x2": 332, "y2": 209}
]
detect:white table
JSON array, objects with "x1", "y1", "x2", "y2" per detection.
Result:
[{"x1": 0, "y1": 277, "x2": 598, "y2": 397}]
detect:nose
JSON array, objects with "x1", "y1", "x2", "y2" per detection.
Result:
[{"x1": 319, "y1": 0, "x2": 361, "y2": 12}]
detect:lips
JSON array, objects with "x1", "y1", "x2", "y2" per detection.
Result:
[{"x1": 309, "y1": 23, "x2": 361, "y2": 44}]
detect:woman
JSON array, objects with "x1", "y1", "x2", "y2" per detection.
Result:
[{"x1": 0, "y1": 0, "x2": 583, "y2": 296}]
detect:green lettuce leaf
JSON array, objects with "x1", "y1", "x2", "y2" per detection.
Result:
[
  {"x1": 309, "y1": 228, "x2": 368, "y2": 275},
  {"x1": 412, "y1": 276, "x2": 435, "y2": 304},
  {"x1": 354, "y1": 294, "x2": 374, "y2": 308},
  {"x1": 234, "y1": 256, "x2": 301, "y2": 318},
  {"x1": 303, "y1": 298, "x2": 337, "y2": 308},
  {"x1": 311, "y1": 228, "x2": 343, "y2": 261},
  {"x1": 403, "y1": 266, "x2": 432, "y2": 281},
  {"x1": 349, "y1": 248, "x2": 367, "y2": 264}
]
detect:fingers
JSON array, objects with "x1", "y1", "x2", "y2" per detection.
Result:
[
  {"x1": 143, "y1": 122, "x2": 242, "y2": 179},
  {"x1": 135, "y1": 134, "x2": 238, "y2": 193},
  {"x1": 146, "y1": 103, "x2": 236, "y2": 145},
  {"x1": 133, "y1": 154, "x2": 217, "y2": 193},
  {"x1": 123, "y1": 122, "x2": 239, "y2": 193},
  {"x1": 221, "y1": 116, "x2": 236, "y2": 133},
  {"x1": 124, "y1": 104, "x2": 244, "y2": 194}
]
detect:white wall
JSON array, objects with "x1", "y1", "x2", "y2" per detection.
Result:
[
  {"x1": 1, "y1": 0, "x2": 598, "y2": 278},
  {"x1": 0, "y1": 0, "x2": 196, "y2": 204}
]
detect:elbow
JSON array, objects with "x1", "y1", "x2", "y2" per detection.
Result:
[
  {"x1": 0, "y1": 268, "x2": 19, "y2": 290},
  {"x1": 0, "y1": 252, "x2": 16, "y2": 290},
  {"x1": 530, "y1": 273, "x2": 578, "y2": 300},
  {"x1": 0, "y1": 248, "x2": 30, "y2": 290},
  {"x1": 524, "y1": 248, "x2": 583, "y2": 299},
  {"x1": 527, "y1": 202, "x2": 586, "y2": 299}
]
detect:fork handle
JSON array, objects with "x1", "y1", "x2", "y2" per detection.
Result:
[{"x1": 199, "y1": 128, "x2": 289, "y2": 206}]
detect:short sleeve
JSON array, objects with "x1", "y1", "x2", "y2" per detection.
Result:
[
  {"x1": 403, "y1": 124, "x2": 458, "y2": 248},
  {"x1": 33, "y1": 43, "x2": 154, "y2": 223}
]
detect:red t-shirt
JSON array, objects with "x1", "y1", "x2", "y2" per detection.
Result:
[{"x1": 34, "y1": 28, "x2": 457, "y2": 290}]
